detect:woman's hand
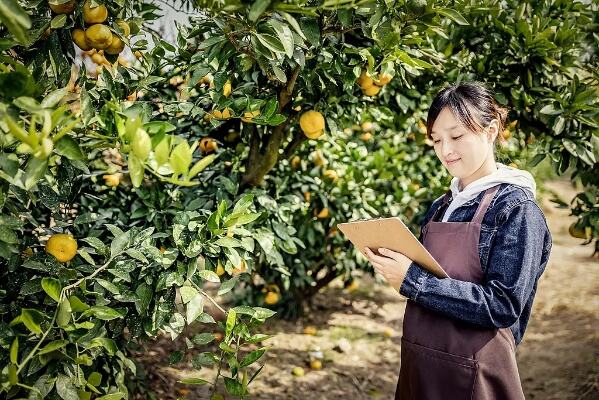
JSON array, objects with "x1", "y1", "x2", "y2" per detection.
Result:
[{"x1": 364, "y1": 247, "x2": 413, "y2": 290}]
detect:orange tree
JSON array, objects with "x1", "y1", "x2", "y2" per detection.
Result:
[{"x1": 159, "y1": 0, "x2": 597, "y2": 316}]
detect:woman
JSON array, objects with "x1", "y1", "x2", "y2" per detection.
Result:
[{"x1": 364, "y1": 82, "x2": 552, "y2": 399}]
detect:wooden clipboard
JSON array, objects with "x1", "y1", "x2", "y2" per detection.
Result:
[{"x1": 337, "y1": 217, "x2": 449, "y2": 278}]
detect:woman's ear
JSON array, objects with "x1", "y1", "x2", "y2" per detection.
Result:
[{"x1": 486, "y1": 119, "x2": 499, "y2": 142}]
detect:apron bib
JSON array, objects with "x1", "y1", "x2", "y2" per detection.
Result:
[{"x1": 396, "y1": 185, "x2": 525, "y2": 400}]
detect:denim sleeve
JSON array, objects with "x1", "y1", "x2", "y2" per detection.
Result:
[{"x1": 399, "y1": 200, "x2": 549, "y2": 329}]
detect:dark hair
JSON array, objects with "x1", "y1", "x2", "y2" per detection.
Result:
[{"x1": 426, "y1": 82, "x2": 509, "y2": 141}]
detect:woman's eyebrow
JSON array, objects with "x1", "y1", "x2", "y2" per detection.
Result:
[{"x1": 430, "y1": 125, "x2": 459, "y2": 135}]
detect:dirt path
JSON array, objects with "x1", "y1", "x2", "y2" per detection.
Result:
[{"x1": 138, "y1": 179, "x2": 598, "y2": 399}]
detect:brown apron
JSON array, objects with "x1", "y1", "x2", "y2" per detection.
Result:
[{"x1": 396, "y1": 185, "x2": 525, "y2": 400}]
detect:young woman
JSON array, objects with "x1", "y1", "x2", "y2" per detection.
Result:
[{"x1": 364, "y1": 82, "x2": 552, "y2": 399}]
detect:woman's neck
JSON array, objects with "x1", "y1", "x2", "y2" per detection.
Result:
[{"x1": 458, "y1": 157, "x2": 498, "y2": 191}]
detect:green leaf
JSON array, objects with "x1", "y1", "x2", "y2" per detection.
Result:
[
  {"x1": 50, "y1": 14, "x2": 67, "y2": 29},
  {"x1": 299, "y1": 17, "x2": 320, "y2": 47},
  {"x1": 169, "y1": 140, "x2": 192, "y2": 176},
  {"x1": 188, "y1": 154, "x2": 216, "y2": 179},
  {"x1": 24, "y1": 157, "x2": 48, "y2": 190},
  {"x1": 87, "y1": 371, "x2": 102, "y2": 386},
  {"x1": 135, "y1": 283, "x2": 152, "y2": 314},
  {"x1": 249, "y1": 0, "x2": 271, "y2": 22},
  {"x1": 435, "y1": 7, "x2": 469, "y2": 25},
  {"x1": 19, "y1": 308, "x2": 44, "y2": 334},
  {"x1": 192, "y1": 333, "x2": 215, "y2": 346},
  {"x1": 269, "y1": 19, "x2": 294, "y2": 58},
  {"x1": 154, "y1": 137, "x2": 170, "y2": 166},
  {"x1": 131, "y1": 128, "x2": 151, "y2": 161},
  {"x1": 81, "y1": 306, "x2": 124, "y2": 321},
  {"x1": 57, "y1": 298, "x2": 72, "y2": 327},
  {"x1": 56, "y1": 375, "x2": 78, "y2": 400},
  {"x1": 96, "y1": 393, "x2": 126, "y2": 400},
  {"x1": 41, "y1": 277, "x2": 62, "y2": 302},
  {"x1": 178, "y1": 377, "x2": 210, "y2": 385},
  {"x1": 180, "y1": 286, "x2": 199, "y2": 304},
  {"x1": 86, "y1": 337, "x2": 118, "y2": 355},
  {"x1": 37, "y1": 339, "x2": 69, "y2": 356},
  {"x1": 9, "y1": 337, "x2": 18, "y2": 364},
  {"x1": 225, "y1": 309, "x2": 236, "y2": 338},
  {"x1": 217, "y1": 277, "x2": 238, "y2": 296},
  {"x1": 279, "y1": 11, "x2": 306, "y2": 40},
  {"x1": 224, "y1": 377, "x2": 246, "y2": 396},
  {"x1": 197, "y1": 269, "x2": 220, "y2": 283},
  {"x1": 55, "y1": 136, "x2": 85, "y2": 161},
  {"x1": 128, "y1": 154, "x2": 144, "y2": 187},
  {"x1": 186, "y1": 293, "x2": 204, "y2": 323},
  {"x1": 69, "y1": 295, "x2": 90, "y2": 312},
  {"x1": 240, "y1": 347, "x2": 266, "y2": 368},
  {"x1": 110, "y1": 231, "x2": 129, "y2": 257},
  {"x1": 0, "y1": 0, "x2": 31, "y2": 45},
  {"x1": 41, "y1": 87, "x2": 68, "y2": 108}
]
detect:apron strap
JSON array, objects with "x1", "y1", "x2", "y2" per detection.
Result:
[
  {"x1": 472, "y1": 185, "x2": 501, "y2": 224},
  {"x1": 431, "y1": 192, "x2": 452, "y2": 222}
]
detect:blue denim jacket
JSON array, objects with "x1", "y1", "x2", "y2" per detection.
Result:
[{"x1": 399, "y1": 183, "x2": 552, "y2": 346}]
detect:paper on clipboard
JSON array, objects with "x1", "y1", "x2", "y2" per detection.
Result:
[{"x1": 337, "y1": 217, "x2": 449, "y2": 279}]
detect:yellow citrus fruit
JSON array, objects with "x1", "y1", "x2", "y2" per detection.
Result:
[
  {"x1": 361, "y1": 121, "x2": 374, "y2": 131},
  {"x1": 241, "y1": 109, "x2": 260, "y2": 123},
  {"x1": 72, "y1": 28, "x2": 91, "y2": 51},
  {"x1": 373, "y1": 72, "x2": 393, "y2": 86},
  {"x1": 360, "y1": 132, "x2": 373, "y2": 141},
  {"x1": 199, "y1": 137, "x2": 218, "y2": 153},
  {"x1": 116, "y1": 20, "x2": 130, "y2": 37},
  {"x1": 213, "y1": 332, "x2": 223, "y2": 342},
  {"x1": 212, "y1": 107, "x2": 232, "y2": 120},
  {"x1": 363, "y1": 84, "x2": 381, "y2": 96},
  {"x1": 568, "y1": 222, "x2": 588, "y2": 239},
  {"x1": 264, "y1": 291, "x2": 280, "y2": 305},
  {"x1": 223, "y1": 79, "x2": 232, "y2": 97},
  {"x1": 317, "y1": 207, "x2": 329, "y2": 219},
  {"x1": 105, "y1": 34, "x2": 125, "y2": 54},
  {"x1": 216, "y1": 260, "x2": 225, "y2": 276},
  {"x1": 102, "y1": 172, "x2": 122, "y2": 186},
  {"x1": 292, "y1": 366, "x2": 305, "y2": 377},
  {"x1": 383, "y1": 327, "x2": 394, "y2": 338},
  {"x1": 45, "y1": 233, "x2": 78, "y2": 263},
  {"x1": 291, "y1": 155, "x2": 301, "y2": 169},
  {"x1": 117, "y1": 56, "x2": 130, "y2": 67},
  {"x1": 323, "y1": 169, "x2": 338, "y2": 181},
  {"x1": 310, "y1": 360, "x2": 323, "y2": 370},
  {"x1": 417, "y1": 120, "x2": 427, "y2": 134},
  {"x1": 299, "y1": 110, "x2": 325, "y2": 139},
  {"x1": 346, "y1": 280, "x2": 359, "y2": 292},
  {"x1": 134, "y1": 50, "x2": 142, "y2": 59},
  {"x1": 508, "y1": 162, "x2": 518, "y2": 169},
  {"x1": 356, "y1": 69, "x2": 373, "y2": 89},
  {"x1": 49, "y1": 0, "x2": 76, "y2": 14},
  {"x1": 83, "y1": 0, "x2": 108, "y2": 24},
  {"x1": 91, "y1": 52, "x2": 105, "y2": 64},
  {"x1": 159, "y1": 246, "x2": 166, "y2": 253},
  {"x1": 303, "y1": 326, "x2": 317, "y2": 335},
  {"x1": 303, "y1": 191, "x2": 311, "y2": 203},
  {"x1": 501, "y1": 129, "x2": 512, "y2": 141},
  {"x1": 232, "y1": 259, "x2": 248, "y2": 275},
  {"x1": 85, "y1": 24, "x2": 113, "y2": 49}
]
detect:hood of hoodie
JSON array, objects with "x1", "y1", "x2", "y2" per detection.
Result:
[{"x1": 440, "y1": 163, "x2": 537, "y2": 222}]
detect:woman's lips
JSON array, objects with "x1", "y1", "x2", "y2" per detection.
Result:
[{"x1": 445, "y1": 158, "x2": 460, "y2": 165}]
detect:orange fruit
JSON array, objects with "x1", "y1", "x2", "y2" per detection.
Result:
[
  {"x1": 45, "y1": 233, "x2": 78, "y2": 263},
  {"x1": 83, "y1": 0, "x2": 108, "y2": 24},
  {"x1": 49, "y1": 0, "x2": 76, "y2": 14}
]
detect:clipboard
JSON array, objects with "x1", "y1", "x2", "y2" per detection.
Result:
[{"x1": 337, "y1": 217, "x2": 449, "y2": 279}]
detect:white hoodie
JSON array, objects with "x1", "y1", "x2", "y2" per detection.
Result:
[{"x1": 441, "y1": 163, "x2": 537, "y2": 222}]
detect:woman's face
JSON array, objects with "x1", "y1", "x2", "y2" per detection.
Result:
[{"x1": 430, "y1": 107, "x2": 496, "y2": 181}]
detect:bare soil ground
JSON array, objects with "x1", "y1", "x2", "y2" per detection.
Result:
[{"x1": 136, "y1": 179, "x2": 598, "y2": 399}]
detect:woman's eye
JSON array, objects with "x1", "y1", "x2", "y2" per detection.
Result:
[
  {"x1": 433, "y1": 140, "x2": 440, "y2": 144},
  {"x1": 452, "y1": 135, "x2": 463, "y2": 140}
]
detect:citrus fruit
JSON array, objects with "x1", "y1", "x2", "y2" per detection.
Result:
[
  {"x1": 361, "y1": 121, "x2": 374, "y2": 131},
  {"x1": 83, "y1": 0, "x2": 108, "y2": 24},
  {"x1": 45, "y1": 233, "x2": 78, "y2": 263},
  {"x1": 199, "y1": 137, "x2": 217, "y2": 153},
  {"x1": 383, "y1": 327, "x2": 394, "y2": 338},
  {"x1": 299, "y1": 110, "x2": 325, "y2": 139},
  {"x1": 264, "y1": 291, "x2": 279, "y2": 305},
  {"x1": 373, "y1": 72, "x2": 393, "y2": 86},
  {"x1": 102, "y1": 172, "x2": 122, "y2": 186},
  {"x1": 222, "y1": 79, "x2": 232, "y2": 97},
  {"x1": 356, "y1": 69, "x2": 373, "y2": 89},
  {"x1": 105, "y1": 34, "x2": 125, "y2": 54},
  {"x1": 216, "y1": 260, "x2": 225, "y2": 276},
  {"x1": 323, "y1": 169, "x2": 338, "y2": 181},
  {"x1": 303, "y1": 326, "x2": 317, "y2": 335},
  {"x1": 569, "y1": 222, "x2": 587, "y2": 239},
  {"x1": 310, "y1": 359, "x2": 323, "y2": 370},
  {"x1": 363, "y1": 85, "x2": 381, "y2": 96},
  {"x1": 72, "y1": 28, "x2": 91, "y2": 51},
  {"x1": 241, "y1": 109, "x2": 260, "y2": 123},
  {"x1": 85, "y1": 24, "x2": 113, "y2": 49},
  {"x1": 49, "y1": 0, "x2": 76, "y2": 14},
  {"x1": 317, "y1": 208, "x2": 329, "y2": 219},
  {"x1": 291, "y1": 155, "x2": 301, "y2": 169},
  {"x1": 292, "y1": 366, "x2": 305, "y2": 377},
  {"x1": 360, "y1": 132, "x2": 373, "y2": 141}
]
